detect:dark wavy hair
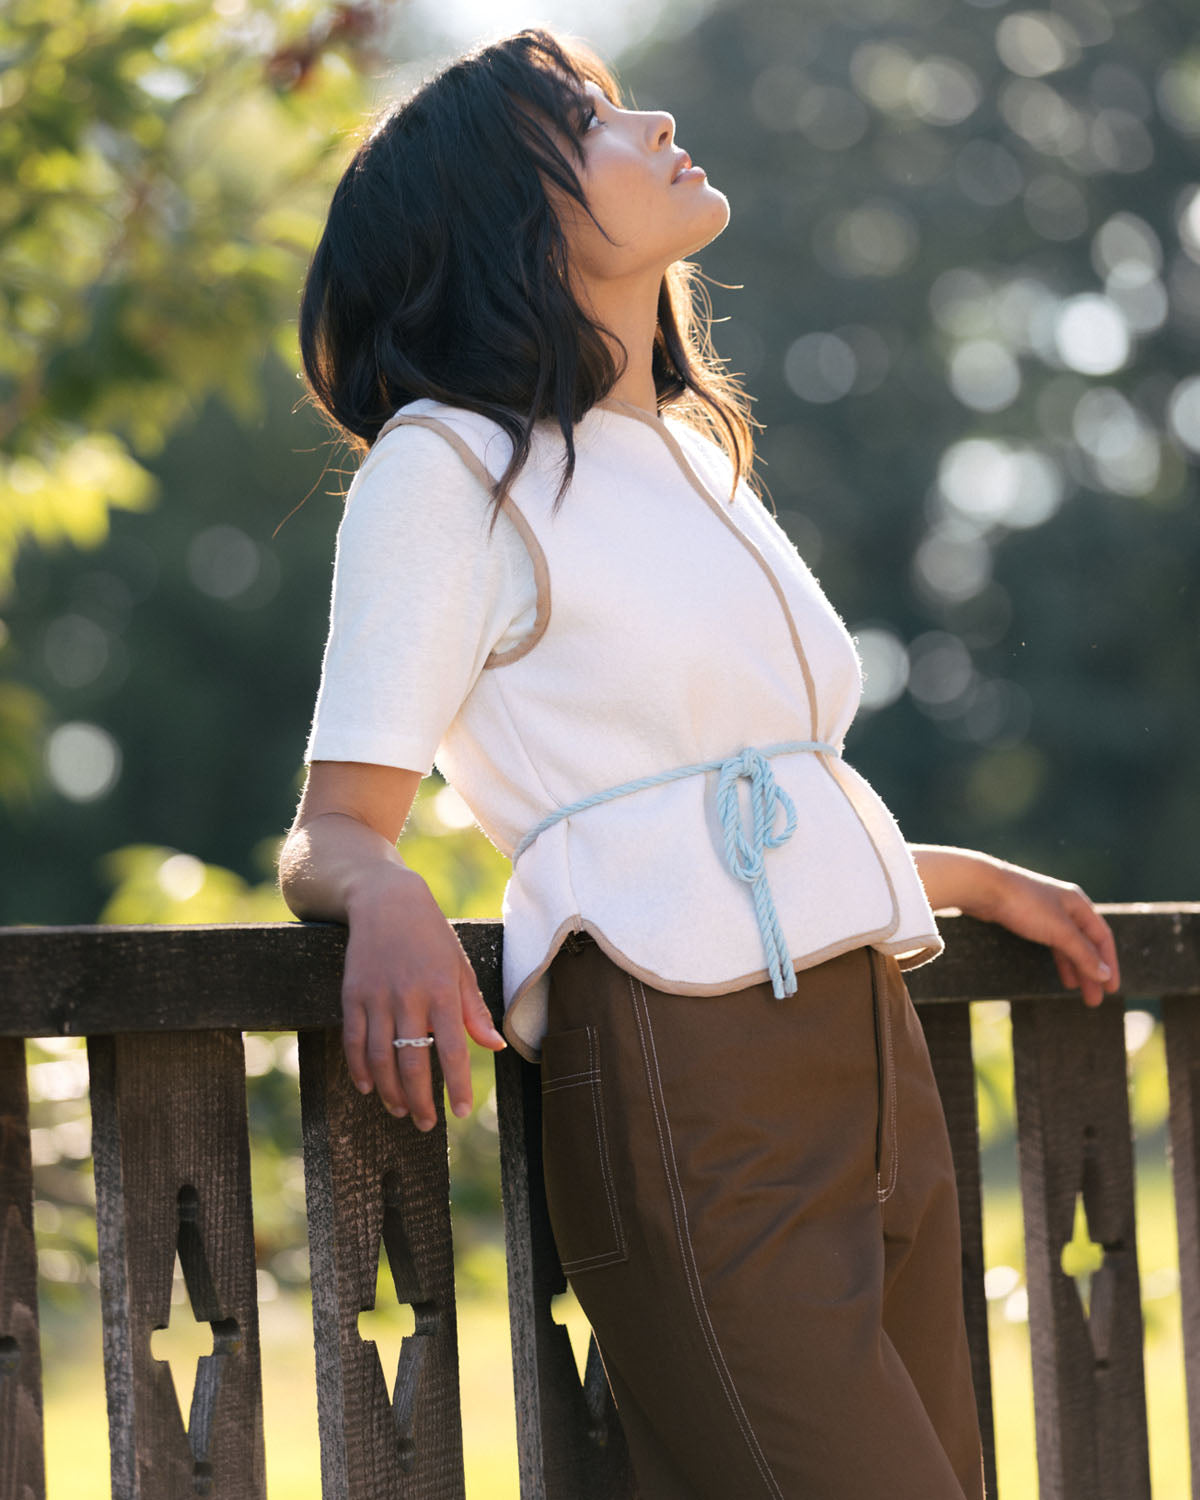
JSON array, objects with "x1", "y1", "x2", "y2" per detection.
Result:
[{"x1": 298, "y1": 27, "x2": 757, "y2": 523}]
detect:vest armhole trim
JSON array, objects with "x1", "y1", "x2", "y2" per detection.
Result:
[{"x1": 372, "y1": 412, "x2": 551, "y2": 669}]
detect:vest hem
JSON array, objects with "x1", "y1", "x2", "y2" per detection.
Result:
[{"x1": 501, "y1": 915, "x2": 943, "y2": 1063}]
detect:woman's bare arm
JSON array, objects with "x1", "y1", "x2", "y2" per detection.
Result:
[
  {"x1": 278, "y1": 760, "x2": 505, "y2": 1131},
  {"x1": 910, "y1": 843, "x2": 1120, "y2": 1009}
]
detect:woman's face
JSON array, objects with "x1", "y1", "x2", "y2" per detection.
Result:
[{"x1": 553, "y1": 80, "x2": 730, "y2": 289}]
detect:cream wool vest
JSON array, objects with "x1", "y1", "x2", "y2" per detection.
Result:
[{"x1": 376, "y1": 395, "x2": 943, "y2": 1061}]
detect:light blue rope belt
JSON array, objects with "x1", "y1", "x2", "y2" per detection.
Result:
[{"x1": 511, "y1": 738, "x2": 838, "y2": 1001}]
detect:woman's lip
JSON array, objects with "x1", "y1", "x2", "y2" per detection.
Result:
[{"x1": 672, "y1": 164, "x2": 707, "y2": 183}]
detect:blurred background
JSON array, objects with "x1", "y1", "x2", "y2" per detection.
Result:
[{"x1": 3, "y1": 0, "x2": 1197, "y2": 1493}]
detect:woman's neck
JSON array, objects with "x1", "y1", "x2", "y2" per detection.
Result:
[{"x1": 579, "y1": 271, "x2": 663, "y2": 416}]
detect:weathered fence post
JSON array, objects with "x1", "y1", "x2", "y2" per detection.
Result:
[
  {"x1": 1164, "y1": 991, "x2": 1200, "y2": 1498},
  {"x1": 492, "y1": 1039, "x2": 633, "y2": 1500},
  {"x1": 298, "y1": 1027, "x2": 464, "y2": 1500},
  {"x1": 0, "y1": 1036, "x2": 44, "y2": 1500},
  {"x1": 1011, "y1": 996, "x2": 1150, "y2": 1500},
  {"x1": 87, "y1": 1028, "x2": 265, "y2": 1500},
  {"x1": 918, "y1": 1001, "x2": 998, "y2": 1500}
]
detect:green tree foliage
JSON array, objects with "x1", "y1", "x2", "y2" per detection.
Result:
[{"x1": 0, "y1": 0, "x2": 391, "y2": 802}]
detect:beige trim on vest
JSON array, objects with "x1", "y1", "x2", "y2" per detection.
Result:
[{"x1": 372, "y1": 411, "x2": 552, "y2": 667}]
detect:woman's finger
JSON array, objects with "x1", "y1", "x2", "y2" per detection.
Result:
[
  {"x1": 1053, "y1": 949, "x2": 1080, "y2": 993},
  {"x1": 1073, "y1": 900, "x2": 1121, "y2": 991},
  {"x1": 1049, "y1": 893, "x2": 1117, "y2": 1008},
  {"x1": 1052, "y1": 899, "x2": 1116, "y2": 1007},
  {"x1": 433, "y1": 994, "x2": 475, "y2": 1122},
  {"x1": 390, "y1": 1009, "x2": 473, "y2": 1131},
  {"x1": 342, "y1": 994, "x2": 374, "y2": 1095},
  {"x1": 1073, "y1": 962, "x2": 1105, "y2": 1008},
  {"x1": 1055, "y1": 925, "x2": 1110, "y2": 998},
  {"x1": 390, "y1": 1032, "x2": 438, "y2": 1128},
  {"x1": 461, "y1": 962, "x2": 506, "y2": 1052},
  {"x1": 1054, "y1": 945, "x2": 1103, "y2": 1006},
  {"x1": 366, "y1": 1004, "x2": 412, "y2": 1118}
]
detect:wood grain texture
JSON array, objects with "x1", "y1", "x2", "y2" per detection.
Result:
[
  {"x1": 0, "y1": 908, "x2": 1195, "y2": 1036},
  {"x1": 0, "y1": 1037, "x2": 44, "y2": 1500},
  {"x1": 492, "y1": 1041, "x2": 633, "y2": 1500},
  {"x1": 1011, "y1": 998, "x2": 1150, "y2": 1500},
  {"x1": 1164, "y1": 994, "x2": 1200, "y2": 1500},
  {"x1": 0, "y1": 922, "x2": 502, "y2": 1037},
  {"x1": 298, "y1": 1027, "x2": 464, "y2": 1500},
  {"x1": 87, "y1": 1030, "x2": 265, "y2": 1500},
  {"x1": 908, "y1": 905, "x2": 1200, "y2": 1004},
  {"x1": 918, "y1": 1002, "x2": 997, "y2": 1500}
]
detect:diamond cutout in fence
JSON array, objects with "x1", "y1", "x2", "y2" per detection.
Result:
[
  {"x1": 551, "y1": 1285, "x2": 592, "y2": 1384},
  {"x1": 357, "y1": 1275, "x2": 417, "y2": 1404},
  {"x1": 147, "y1": 1185, "x2": 241, "y2": 1496},
  {"x1": 1060, "y1": 1190, "x2": 1105, "y2": 1316},
  {"x1": 551, "y1": 1284, "x2": 620, "y2": 1451},
  {"x1": 355, "y1": 1168, "x2": 441, "y2": 1474},
  {"x1": 149, "y1": 1263, "x2": 210, "y2": 1427},
  {"x1": 1057, "y1": 1124, "x2": 1125, "y2": 1371}
]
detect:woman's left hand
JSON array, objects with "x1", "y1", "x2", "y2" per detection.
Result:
[{"x1": 910, "y1": 845, "x2": 1121, "y2": 1008}]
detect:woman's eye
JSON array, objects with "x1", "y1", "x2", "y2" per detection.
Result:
[{"x1": 578, "y1": 104, "x2": 599, "y2": 133}]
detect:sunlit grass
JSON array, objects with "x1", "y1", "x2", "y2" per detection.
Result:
[
  {"x1": 40, "y1": 1204, "x2": 1190, "y2": 1500},
  {"x1": 41, "y1": 1290, "x2": 533, "y2": 1500}
]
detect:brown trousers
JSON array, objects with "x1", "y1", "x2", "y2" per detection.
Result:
[{"x1": 540, "y1": 935, "x2": 987, "y2": 1500}]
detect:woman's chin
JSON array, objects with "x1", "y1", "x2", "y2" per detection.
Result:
[{"x1": 682, "y1": 195, "x2": 732, "y2": 256}]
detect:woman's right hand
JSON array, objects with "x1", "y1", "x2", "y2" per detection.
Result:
[
  {"x1": 341, "y1": 865, "x2": 506, "y2": 1128},
  {"x1": 278, "y1": 759, "x2": 506, "y2": 1134}
]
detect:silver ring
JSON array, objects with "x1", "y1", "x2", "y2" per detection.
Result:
[{"x1": 392, "y1": 1035, "x2": 435, "y2": 1049}]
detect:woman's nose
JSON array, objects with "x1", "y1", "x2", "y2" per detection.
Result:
[{"x1": 646, "y1": 109, "x2": 675, "y2": 149}]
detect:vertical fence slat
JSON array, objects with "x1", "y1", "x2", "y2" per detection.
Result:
[
  {"x1": 298, "y1": 1027, "x2": 464, "y2": 1500},
  {"x1": 917, "y1": 1001, "x2": 998, "y2": 1500},
  {"x1": 0, "y1": 1038, "x2": 44, "y2": 1500},
  {"x1": 1163, "y1": 993, "x2": 1200, "y2": 1497},
  {"x1": 1011, "y1": 998, "x2": 1150, "y2": 1500},
  {"x1": 88, "y1": 1030, "x2": 265, "y2": 1500},
  {"x1": 493, "y1": 1042, "x2": 633, "y2": 1500}
]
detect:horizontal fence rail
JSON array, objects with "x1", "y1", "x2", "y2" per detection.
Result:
[{"x1": 0, "y1": 904, "x2": 1198, "y2": 1500}]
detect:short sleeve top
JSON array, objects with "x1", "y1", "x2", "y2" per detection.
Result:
[{"x1": 305, "y1": 423, "x2": 539, "y2": 775}]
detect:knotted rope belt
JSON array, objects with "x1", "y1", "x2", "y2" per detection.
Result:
[{"x1": 510, "y1": 738, "x2": 838, "y2": 1000}]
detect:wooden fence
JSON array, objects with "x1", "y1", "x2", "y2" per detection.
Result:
[{"x1": 1, "y1": 904, "x2": 1199, "y2": 1499}]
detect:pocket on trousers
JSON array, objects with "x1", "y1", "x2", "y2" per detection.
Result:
[
  {"x1": 871, "y1": 956, "x2": 899, "y2": 1203},
  {"x1": 540, "y1": 1024, "x2": 628, "y2": 1275}
]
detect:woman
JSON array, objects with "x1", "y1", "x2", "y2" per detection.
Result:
[{"x1": 279, "y1": 28, "x2": 1119, "y2": 1499}]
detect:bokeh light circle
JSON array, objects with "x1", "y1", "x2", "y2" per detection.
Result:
[
  {"x1": 783, "y1": 333, "x2": 858, "y2": 403},
  {"x1": 1167, "y1": 376, "x2": 1200, "y2": 454},
  {"x1": 1053, "y1": 295, "x2": 1130, "y2": 374},
  {"x1": 45, "y1": 722, "x2": 122, "y2": 803},
  {"x1": 948, "y1": 341, "x2": 1021, "y2": 412},
  {"x1": 854, "y1": 628, "x2": 910, "y2": 711}
]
